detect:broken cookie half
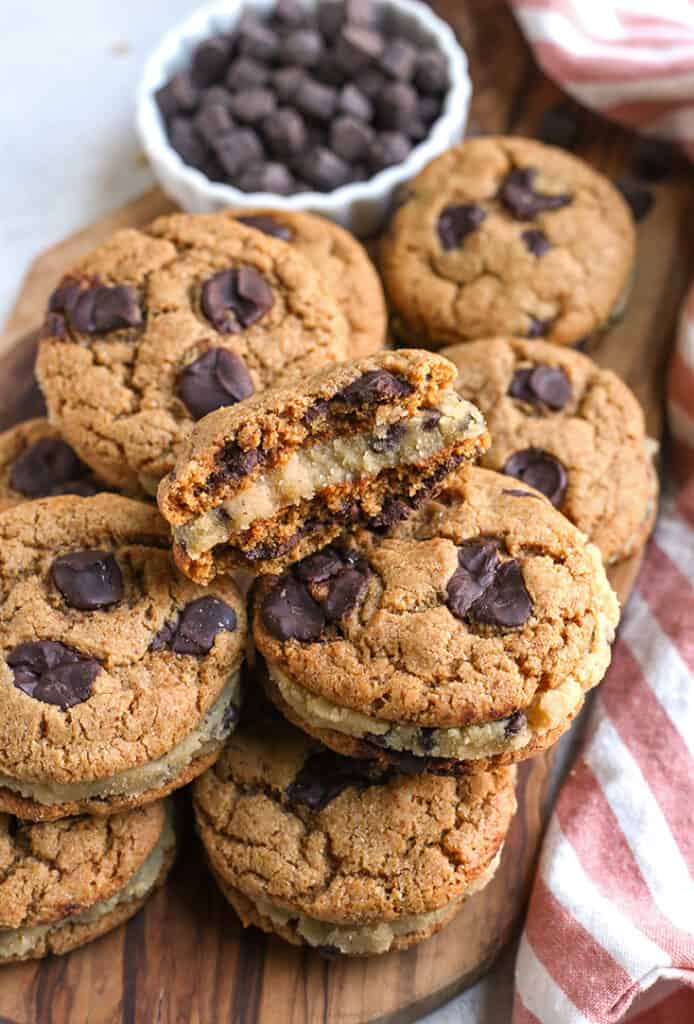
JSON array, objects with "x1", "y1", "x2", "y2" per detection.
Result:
[{"x1": 157, "y1": 350, "x2": 490, "y2": 581}]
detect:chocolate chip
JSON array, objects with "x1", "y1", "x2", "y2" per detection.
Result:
[
  {"x1": 526, "y1": 316, "x2": 553, "y2": 339},
  {"x1": 335, "y1": 26, "x2": 383, "y2": 73},
  {"x1": 262, "y1": 108, "x2": 307, "y2": 157},
  {"x1": 317, "y1": 0, "x2": 374, "y2": 37},
  {"x1": 236, "y1": 13, "x2": 279, "y2": 63},
  {"x1": 51, "y1": 549, "x2": 123, "y2": 610},
  {"x1": 226, "y1": 57, "x2": 270, "y2": 91},
  {"x1": 521, "y1": 228, "x2": 550, "y2": 257},
  {"x1": 336, "y1": 369, "x2": 413, "y2": 405},
  {"x1": 274, "y1": 0, "x2": 307, "y2": 27},
  {"x1": 67, "y1": 285, "x2": 142, "y2": 335},
  {"x1": 191, "y1": 36, "x2": 230, "y2": 87},
  {"x1": 295, "y1": 77, "x2": 338, "y2": 121},
  {"x1": 419, "y1": 95, "x2": 441, "y2": 124},
  {"x1": 381, "y1": 39, "x2": 416, "y2": 81},
  {"x1": 509, "y1": 364, "x2": 571, "y2": 410},
  {"x1": 538, "y1": 103, "x2": 581, "y2": 150},
  {"x1": 237, "y1": 214, "x2": 293, "y2": 241},
  {"x1": 261, "y1": 575, "x2": 325, "y2": 642},
  {"x1": 338, "y1": 83, "x2": 372, "y2": 121},
  {"x1": 200, "y1": 85, "x2": 236, "y2": 111},
  {"x1": 282, "y1": 28, "x2": 323, "y2": 67},
  {"x1": 437, "y1": 204, "x2": 486, "y2": 250},
  {"x1": 499, "y1": 167, "x2": 572, "y2": 220},
  {"x1": 504, "y1": 710, "x2": 527, "y2": 736},
  {"x1": 377, "y1": 81, "x2": 418, "y2": 130},
  {"x1": 8, "y1": 641, "x2": 100, "y2": 709},
  {"x1": 201, "y1": 266, "x2": 273, "y2": 333},
  {"x1": 152, "y1": 597, "x2": 237, "y2": 655},
  {"x1": 368, "y1": 131, "x2": 411, "y2": 171},
  {"x1": 296, "y1": 147, "x2": 350, "y2": 191},
  {"x1": 322, "y1": 567, "x2": 368, "y2": 621},
  {"x1": 503, "y1": 448, "x2": 568, "y2": 506},
  {"x1": 194, "y1": 103, "x2": 235, "y2": 147},
  {"x1": 273, "y1": 66, "x2": 305, "y2": 102},
  {"x1": 155, "y1": 72, "x2": 198, "y2": 118},
  {"x1": 355, "y1": 66, "x2": 386, "y2": 97},
  {"x1": 214, "y1": 129, "x2": 264, "y2": 177},
  {"x1": 469, "y1": 559, "x2": 533, "y2": 628},
  {"x1": 616, "y1": 178, "x2": 654, "y2": 222},
  {"x1": 295, "y1": 547, "x2": 345, "y2": 583},
  {"x1": 9, "y1": 439, "x2": 98, "y2": 499},
  {"x1": 179, "y1": 348, "x2": 254, "y2": 419},
  {"x1": 414, "y1": 50, "x2": 449, "y2": 94},
  {"x1": 331, "y1": 115, "x2": 374, "y2": 162},
  {"x1": 286, "y1": 749, "x2": 379, "y2": 810},
  {"x1": 169, "y1": 117, "x2": 209, "y2": 169},
  {"x1": 236, "y1": 162, "x2": 295, "y2": 195},
  {"x1": 447, "y1": 539, "x2": 500, "y2": 619},
  {"x1": 369, "y1": 421, "x2": 406, "y2": 454},
  {"x1": 631, "y1": 138, "x2": 675, "y2": 181},
  {"x1": 229, "y1": 88, "x2": 277, "y2": 125},
  {"x1": 216, "y1": 441, "x2": 261, "y2": 482}
]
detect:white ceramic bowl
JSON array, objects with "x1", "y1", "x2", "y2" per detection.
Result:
[{"x1": 136, "y1": 0, "x2": 471, "y2": 236}]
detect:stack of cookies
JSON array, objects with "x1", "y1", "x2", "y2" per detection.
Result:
[{"x1": 0, "y1": 134, "x2": 656, "y2": 963}]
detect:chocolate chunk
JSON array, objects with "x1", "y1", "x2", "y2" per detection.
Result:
[
  {"x1": 169, "y1": 117, "x2": 209, "y2": 169},
  {"x1": 338, "y1": 83, "x2": 373, "y2": 121},
  {"x1": 194, "y1": 103, "x2": 235, "y2": 147},
  {"x1": 286, "y1": 749, "x2": 378, "y2": 810},
  {"x1": 521, "y1": 228, "x2": 550, "y2": 257},
  {"x1": 216, "y1": 441, "x2": 261, "y2": 482},
  {"x1": 261, "y1": 575, "x2": 325, "y2": 642},
  {"x1": 331, "y1": 115, "x2": 374, "y2": 162},
  {"x1": 295, "y1": 547, "x2": 345, "y2": 583},
  {"x1": 297, "y1": 147, "x2": 350, "y2": 191},
  {"x1": 504, "y1": 710, "x2": 527, "y2": 736},
  {"x1": 10, "y1": 439, "x2": 97, "y2": 499},
  {"x1": 295, "y1": 77, "x2": 338, "y2": 120},
  {"x1": 499, "y1": 167, "x2": 572, "y2": 220},
  {"x1": 538, "y1": 103, "x2": 581, "y2": 150},
  {"x1": 631, "y1": 138, "x2": 675, "y2": 181},
  {"x1": 149, "y1": 619, "x2": 177, "y2": 652},
  {"x1": 323, "y1": 567, "x2": 368, "y2": 621},
  {"x1": 526, "y1": 316, "x2": 553, "y2": 339},
  {"x1": 155, "y1": 72, "x2": 198, "y2": 118},
  {"x1": 282, "y1": 28, "x2": 323, "y2": 67},
  {"x1": 236, "y1": 13, "x2": 279, "y2": 63},
  {"x1": 51, "y1": 549, "x2": 123, "y2": 610},
  {"x1": 369, "y1": 497, "x2": 410, "y2": 531},
  {"x1": 171, "y1": 597, "x2": 237, "y2": 655},
  {"x1": 469, "y1": 559, "x2": 533, "y2": 628},
  {"x1": 616, "y1": 178, "x2": 654, "y2": 222},
  {"x1": 214, "y1": 129, "x2": 264, "y2": 177},
  {"x1": 335, "y1": 26, "x2": 383, "y2": 73},
  {"x1": 447, "y1": 539, "x2": 500, "y2": 620},
  {"x1": 236, "y1": 162, "x2": 295, "y2": 195},
  {"x1": 262, "y1": 108, "x2": 307, "y2": 156},
  {"x1": 68, "y1": 285, "x2": 142, "y2": 335},
  {"x1": 503, "y1": 448, "x2": 568, "y2": 506},
  {"x1": 179, "y1": 348, "x2": 254, "y2": 419},
  {"x1": 369, "y1": 131, "x2": 411, "y2": 171},
  {"x1": 377, "y1": 81, "x2": 417, "y2": 130},
  {"x1": 237, "y1": 214, "x2": 293, "y2": 241},
  {"x1": 437, "y1": 203, "x2": 486, "y2": 250},
  {"x1": 226, "y1": 57, "x2": 270, "y2": 91},
  {"x1": 229, "y1": 88, "x2": 276, "y2": 125},
  {"x1": 369, "y1": 421, "x2": 406, "y2": 454},
  {"x1": 8, "y1": 641, "x2": 100, "y2": 709},
  {"x1": 191, "y1": 35, "x2": 230, "y2": 87},
  {"x1": 48, "y1": 280, "x2": 81, "y2": 314},
  {"x1": 509, "y1": 364, "x2": 570, "y2": 410},
  {"x1": 381, "y1": 39, "x2": 416, "y2": 81},
  {"x1": 414, "y1": 50, "x2": 449, "y2": 94},
  {"x1": 336, "y1": 369, "x2": 413, "y2": 405},
  {"x1": 274, "y1": 66, "x2": 305, "y2": 102},
  {"x1": 201, "y1": 266, "x2": 273, "y2": 333}
]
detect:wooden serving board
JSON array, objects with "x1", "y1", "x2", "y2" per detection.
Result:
[{"x1": 1, "y1": 3, "x2": 693, "y2": 1022}]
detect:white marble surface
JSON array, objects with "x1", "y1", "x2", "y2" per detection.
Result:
[{"x1": 0, "y1": 2, "x2": 516, "y2": 1020}]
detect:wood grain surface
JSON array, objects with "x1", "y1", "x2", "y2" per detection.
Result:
[{"x1": 0, "y1": 2, "x2": 692, "y2": 1022}]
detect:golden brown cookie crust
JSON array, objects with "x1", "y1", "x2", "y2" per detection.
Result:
[
  {"x1": 193, "y1": 715, "x2": 516, "y2": 926},
  {"x1": 229, "y1": 209, "x2": 387, "y2": 359},
  {"x1": 442, "y1": 337, "x2": 657, "y2": 564},
  {"x1": 0, "y1": 494, "x2": 246, "y2": 790},
  {"x1": 36, "y1": 213, "x2": 349, "y2": 493},
  {"x1": 381, "y1": 136, "x2": 635, "y2": 348}
]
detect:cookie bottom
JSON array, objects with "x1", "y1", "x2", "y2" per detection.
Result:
[
  {"x1": 214, "y1": 848, "x2": 501, "y2": 957},
  {"x1": 0, "y1": 812, "x2": 176, "y2": 962}
]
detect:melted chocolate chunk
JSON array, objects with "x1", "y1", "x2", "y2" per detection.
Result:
[
  {"x1": 369, "y1": 421, "x2": 407, "y2": 454},
  {"x1": 504, "y1": 710, "x2": 527, "y2": 736},
  {"x1": 9, "y1": 439, "x2": 99, "y2": 499},
  {"x1": 368, "y1": 497, "x2": 411, "y2": 531},
  {"x1": 215, "y1": 442, "x2": 261, "y2": 482},
  {"x1": 335, "y1": 369, "x2": 413, "y2": 405},
  {"x1": 237, "y1": 214, "x2": 293, "y2": 241},
  {"x1": 201, "y1": 266, "x2": 274, "y2": 333},
  {"x1": 286, "y1": 749, "x2": 384, "y2": 810},
  {"x1": 521, "y1": 228, "x2": 550, "y2": 257},
  {"x1": 262, "y1": 576, "x2": 325, "y2": 641},
  {"x1": 51, "y1": 549, "x2": 123, "y2": 611},
  {"x1": 503, "y1": 448, "x2": 568, "y2": 506},
  {"x1": 469, "y1": 560, "x2": 532, "y2": 628},
  {"x1": 179, "y1": 348, "x2": 254, "y2": 419},
  {"x1": 8, "y1": 640, "x2": 100, "y2": 709},
  {"x1": 53, "y1": 284, "x2": 142, "y2": 335},
  {"x1": 446, "y1": 539, "x2": 500, "y2": 619},
  {"x1": 437, "y1": 203, "x2": 486, "y2": 250},
  {"x1": 509, "y1": 364, "x2": 571, "y2": 410},
  {"x1": 322, "y1": 567, "x2": 368, "y2": 621},
  {"x1": 294, "y1": 547, "x2": 345, "y2": 583},
  {"x1": 150, "y1": 596, "x2": 237, "y2": 655},
  {"x1": 499, "y1": 167, "x2": 572, "y2": 220}
]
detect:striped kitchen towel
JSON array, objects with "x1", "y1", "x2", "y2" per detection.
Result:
[{"x1": 507, "y1": 2, "x2": 694, "y2": 1022}]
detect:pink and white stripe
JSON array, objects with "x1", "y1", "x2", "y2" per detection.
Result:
[{"x1": 505, "y1": 2, "x2": 694, "y2": 1021}]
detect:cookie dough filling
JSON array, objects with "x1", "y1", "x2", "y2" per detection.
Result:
[
  {"x1": 0, "y1": 812, "x2": 175, "y2": 960},
  {"x1": 175, "y1": 392, "x2": 486, "y2": 560},
  {"x1": 233, "y1": 848, "x2": 501, "y2": 957},
  {"x1": 0, "y1": 672, "x2": 241, "y2": 805},
  {"x1": 268, "y1": 664, "x2": 587, "y2": 761}
]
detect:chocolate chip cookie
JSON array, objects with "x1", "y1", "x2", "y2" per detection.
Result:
[
  {"x1": 0, "y1": 494, "x2": 246, "y2": 820},
  {"x1": 253, "y1": 466, "x2": 619, "y2": 773},
  {"x1": 381, "y1": 136, "x2": 635, "y2": 348},
  {"x1": 193, "y1": 712, "x2": 515, "y2": 956},
  {"x1": 442, "y1": 337, "x2": 658, "y2": 564},
  {"x1": 0, "y1": 799, "x2": 175, "y2": 961},
  {"x1": 0, "y1": 418, "x2": 108, "y2": 511},
  {"x1": 36, "y1": 212, "x2": 349, "y2": 495},
  {"x1": 158, "y1": 349, "x2": 489, "y2": 582},
  {"x1": 230, "y1": 208, "x2": 387, "y2": 357}
]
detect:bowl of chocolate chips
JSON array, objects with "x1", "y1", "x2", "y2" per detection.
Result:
[{"x1": 137, "y1": 0, "x2": 470, "y2": 235}]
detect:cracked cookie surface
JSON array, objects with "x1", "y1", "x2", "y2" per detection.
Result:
[
  {"x1": 229, "y1": 208, "x2": 387, "y2": 359},
  {"x1": 35, "y1": 212, "x2": 349, "y2": 494},
  {"x1": 193, "y1": 712, "x2": 515, "y2": 955},
  {"x1": 253, "y1": 466, "x2": 619, "y2": 770},
  {"x1": 380, "y1": 136, "x2": 635, "y2": 348},
  {"x1": 0, "y1": 494, "x2": 246, "y2": 819},
  {"x1": 442, "y1": 337, "x2": 657, "y2": 564}
]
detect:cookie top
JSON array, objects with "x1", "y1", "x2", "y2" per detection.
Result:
[
  {"x1": 229, "y1": 209, "x2": 387, "y2": 358},
  {"x1": 0, "y1": 494, "x2": 246, "y2": 785},
  {"x1": 442, "y1": 337, "x2": 657, "y2": 563},
  {"x1": 381, "y1": 136, "x2": 635, "y2": 348},
  {"x1": 0, "y1": 419, "x2": 108, "y2": 512},
  {"x1": 253, "y1": 466, "x2": 619, "y2": 730},
  {"x1": 194, "y1": 713, "x2": 515, "y2": 923},
  {"x1": 35, "y1": 212, "x2": 349, "y2": 494},
  {"x1": 0, "y1": 800, "x2": 166, "y2": 930}
]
